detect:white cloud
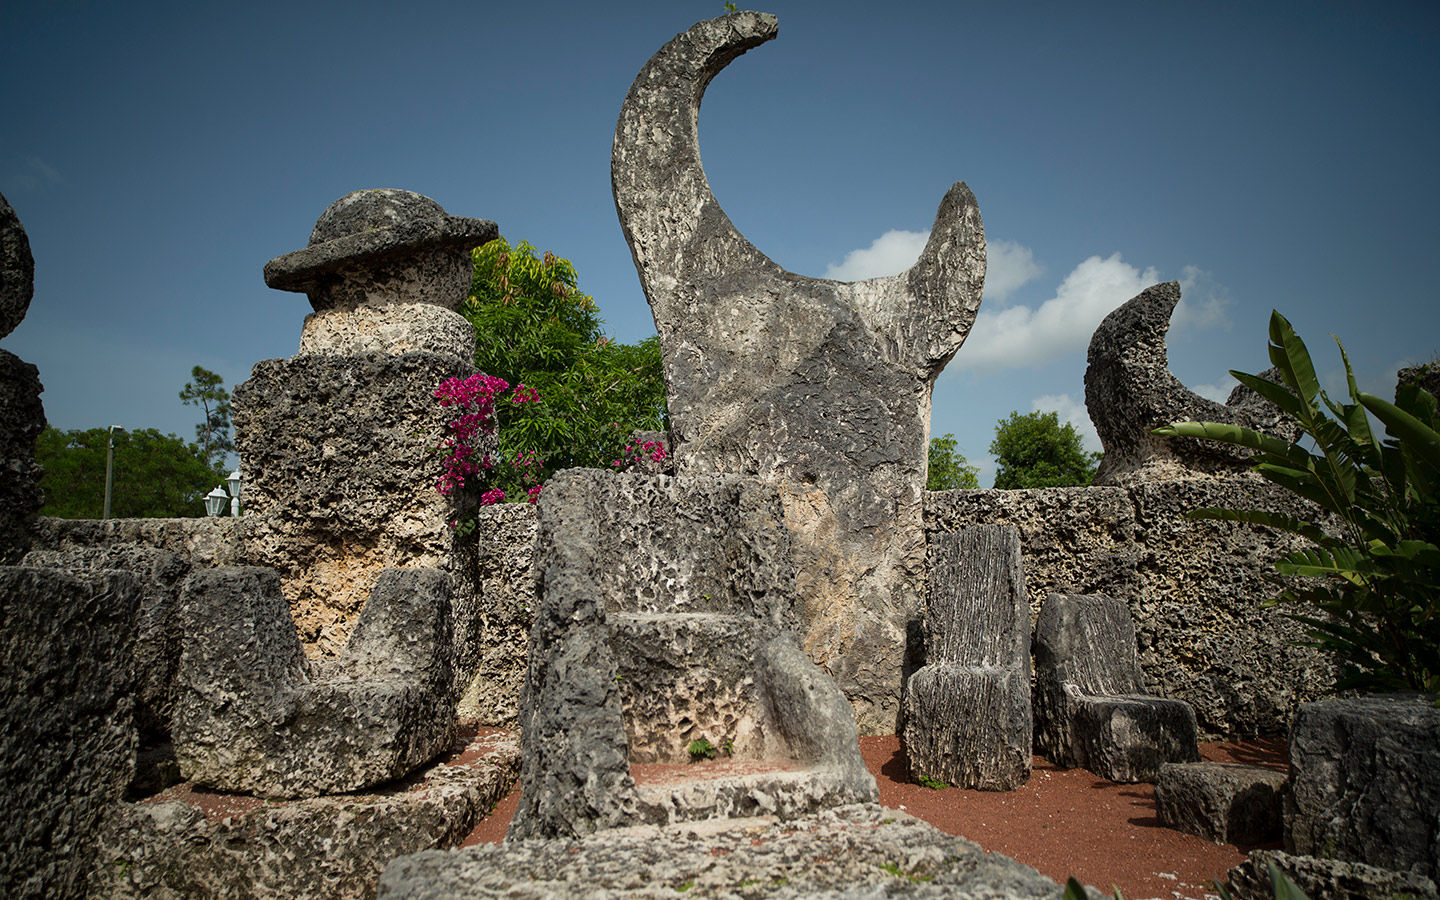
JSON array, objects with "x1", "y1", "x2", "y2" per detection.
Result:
[
  {"x1": 7, "y1": 156, "x2": 64, "y2": 191},
  {"x1": 1032, "y1": 393, "x2": 1101, "y2": 454},
  {"x1": 984, "y1": 239, "x2": 1042, "y2": 304},
  {"x1": 1190, "y1": 381, "x2": 1235, "y2": 404},
  {"x1": 953, "y1": 252, "x2": 1160, "y2": 372},
  {"x1": 825, "y1": 230, "x2": 926, "y2": 281},
  {"x1": 1171, "y1": 265, "x2": 1232, "y2": 332}
]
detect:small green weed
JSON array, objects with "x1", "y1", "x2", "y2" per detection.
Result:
[
  {"x1": 687, "y1": 738, "x2": 716, "y2": 761},
  {"x1": 915, "y1": 774, "x2": 950, "y2": 790}
]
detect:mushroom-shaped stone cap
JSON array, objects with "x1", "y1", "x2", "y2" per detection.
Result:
[{"x1": 263, "y1": 189, "x2": 498, "y2": 293}]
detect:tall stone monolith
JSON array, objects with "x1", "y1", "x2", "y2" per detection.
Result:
[{"x1": 611, "y1": 12, "x2": 986, "y2": 733}]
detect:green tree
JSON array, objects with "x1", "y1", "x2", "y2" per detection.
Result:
[
  {"x1": 461, "y1": 237, "x2": 668, "y2": 498},
  {"x1": 37, "y1": 427, "x2": 224, "y2": 518},
  {"x1": 989, "y1": 410, "x2": 1099, "y2": 489},
  {"x1": 179, "y1": 365, "x2": 233, "y2": 470},
  {"x1": 927, "y1": 432, "x2": 980, "y2": 490}
]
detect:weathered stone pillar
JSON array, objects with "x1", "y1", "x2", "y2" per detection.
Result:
[
  {"x1": 612, "y1": 13, "x2": 986, "y2": 733},
  {"x1": 235, "y1": 189, "x2": 496, "y2": 692},
  {"x1": 0, "y1": 193, "x2": 44, "y2": 565}
]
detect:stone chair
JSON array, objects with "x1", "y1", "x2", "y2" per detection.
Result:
[
  {"x1": 902, "y1": 524, "x2": 1032, "y2": 789},
  {"x1": 172, "y1": 566, "x2": 457, "y2": 799},
  {"x1": 508, "y1": 469, "x2": 877, "y2": 840},
  {"x1": 1033, "y1": 592, "x2": 1199, "y2": 782}
]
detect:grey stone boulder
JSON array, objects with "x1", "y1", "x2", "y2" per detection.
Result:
[
  {"x1": 172, "y1": 566, "x2": 457, "y2": 799},
  {"x1": 455, "y1": 501, "x2": 538, "y2": 727},
  {"x1": 381, "y1": 804, "x2": 1071, "y2": 899},
  {"x1": 0, "y1": 350, "x2": 44, "y2": 564},
  {"x1": 1285, "y1": 693, "x2": 1440, "y2": 881},
  {"x1": 22, "y1": 544, "x2": 189, "y2": 741},
  {"x1": 903, "y1": 524, "x2": 1032, "y2": 790},
  {"x1": 1226, "y1": 850, "x2": 1438, "y2": 900},
  {"x1": 0, "y1": 191, "x2": 34, "y2": 340},
  {"x1": 613, "y1": 12, "x2": 987, "y2": 736},
  {"x1": 1085, "y1": 281, "x2": 1297, "y2": 485},
  {"x1": 1155, "y1": 761, "x2": 1285, "y2": 845},
  {"x1": 1, "y1": 566, "x2": 141, "y2": 899},
  {"x1": 1034, "y1": 592, "x2": 1200, "y2": 782},
  {"x1": 509, "y1": 469, "x2": 876, "y2": 841}
]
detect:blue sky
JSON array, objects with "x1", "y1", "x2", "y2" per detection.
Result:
[{"x1": 4, "y1": 0, "x2": 1437, "y2": 485}]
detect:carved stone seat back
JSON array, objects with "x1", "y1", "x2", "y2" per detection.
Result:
[
  {"x1": 508, "y1": 470, "x2": 876, "y2": 840},
  {"x1": 902, "y1": 525, "x2": 1031, "y2": 790},
  {"x1": 172, "y1": 566, "x2": 457, "y2": 799},
  {"x1": 1034, "y1": 592, "x2": 1199, "y2": 782}
]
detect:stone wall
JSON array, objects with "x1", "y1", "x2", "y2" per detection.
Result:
[{"x1": 927, "y1": 479, "x2": 1332, "y2": 739}]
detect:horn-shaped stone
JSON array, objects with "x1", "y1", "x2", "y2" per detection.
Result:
[
  {"x1": 611, "y1": 12, "x2": 986, "y2": 734},
  {"x1": 1084, "y1": 281, "x2": 1297, "y2": 484}
]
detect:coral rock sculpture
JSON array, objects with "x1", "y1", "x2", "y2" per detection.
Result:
[
  {"x1": 903, "y1": 525, "x2": 1032, "y2": 790},
  {"x1": 612, "y1": 12, "x2": 986, "y2": 734},
  {"x1": 1085, "y1": 281, "x2": 1296, "y2": 485},
  {"x1": 1034, "y1": 592, "x2": 1200, "y2": 782}
]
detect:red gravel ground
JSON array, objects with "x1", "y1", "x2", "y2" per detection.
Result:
[{"x1": 463, "y1": 736, "x2": 1287, "y2": 900}]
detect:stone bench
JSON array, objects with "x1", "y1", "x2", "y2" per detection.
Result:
[
  {"x1": 1034, "y1": 592, "x2": 1199, "y2": 782},
  {"x1": 1156, "y1": 761, "x2": 1285, "y2": 845},
  {"x1": 902, "y1": 524, "x2": 1031, "y2": 790},
  {"x1": 172, "y1": 566, "x2": 457, "y2": 799}
]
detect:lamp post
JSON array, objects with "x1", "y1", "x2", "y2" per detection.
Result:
[
  {"x1": 226, "y1": 469, "x2": 242, "y2": 517},
  {"x1": 103, "y1": 425, "x2": 123, "y2": 520},
  {"x1": 204, "y1": 485, "x2": 228, "y2": 517}
]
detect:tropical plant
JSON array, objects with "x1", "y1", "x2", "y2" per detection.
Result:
[
  {"x1": 461, "y1": 237, "x2": 668, "y2": 499},
  {"x1": 1154, "y1": 311, "x2": 1440, "y2": 696},
  {"x1": 926, "y1": 433, "x2": 980, "y2": 491},
  {"x1": 990, "y1": 411, "x2": 1099, "y2": 489}
]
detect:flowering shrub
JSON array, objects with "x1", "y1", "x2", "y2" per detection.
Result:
[
  {"x1": 612, "y1": 437, "x2": 668, "y2": 470},
  {"x1": 434, "y1": 374, "x2": 544, "y2": 510}
]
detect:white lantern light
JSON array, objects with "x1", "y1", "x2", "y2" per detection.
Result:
[
  {"x1": 204, "y1": 486, "x2": 228, "y2": 517},
  {"x1": 226, "y1": 469, "x2": 242, "y2": 516}
]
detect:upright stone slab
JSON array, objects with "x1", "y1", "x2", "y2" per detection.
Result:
[
  {"x1": 612, "y1": 13, "x2": 986, "y2": 734},
  {"x1": 172, "y1": 566, "x2": 457, "y2": 799},
  {"x1": 509, "y1": 470, "x2": 876, "y2": 841},
  {"x1": 902, "y1": 525, "x2": 1031, "y2": 790},
  {"x1": 1285, "y1": 694, "x2": 1440, "y2": 882},
  {"x1": 239, "y1": 190, "x2": 495, "y2": 682},
  {"x1": 1085, "y1": 281, "x2": 1296, "y2": 485},
  {"x1": 1, "y1": 567, "x2": 140, "y2": 899}
]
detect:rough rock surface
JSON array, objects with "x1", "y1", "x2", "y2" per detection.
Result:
[
  {"x1": 380, "y1": 804, "x2": 1071, "y2": 899},
  {"x1": 22, "y1": 544, "x2": 189, "y2": 741},
  {"x1": 298, "y1": 302, "x2": 476, "y2": 360},
  {"x1": 1285, "y1": 693, "x2": 1440, "y2": 881},
  {"x1": 29, "y1": 515, "x2": 247, "y2": 567},
  {"x1": 172, "y1": 566, "x2": 457, "y2": 798},
  {"x1": 263, "y1": 188, "x2": 496, "y2": 313},
  {"x1": 1, "y1": 566, "x2": 140, "y2": 899},
  {"x1": 612, "y1": 12, "x2": 986, "y2": 735},
  {"x1": 903, "y1": 525, "x2": 1031, "y2": 790},
  {"x1": 233, "y1": 351, "x2": 481, "y2": 660},
  {"x1": 1034, "y1": 592, "x2": 1200, "y2": 782},
  {"x1": 0, "y1": 350, "x2": 44, "y2": 564},
  {"x1": 0, "y1": 191, "x2": 34, "y2": 340},
  {"x1": 456, "y1": 501, "x2": 537, "y2": 726},
  {"x1": 926, "y1": 481, "x2": 1330, "y2": 739},
  {"x1": 509, "y1": 470, "x2": 875, "y2": 840},
  {"x1": 1155, "y1": 761, "x2": 1285, "y2": 845},
  {"x1": 1085, "y1": 281, "x2": 1297, "y2": 485},
  {"x1": 1226, "y1": 850, "x2": 1439, "y2": 900},
  {"x1": 1397, "y1": 363, "x2": 1440, "y2": 400},
  {"x1": 92, "y1": 729, "x2": 521, "y2": 900}
]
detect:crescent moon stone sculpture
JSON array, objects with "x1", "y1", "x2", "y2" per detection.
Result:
[{"x1": 612, "y1": 12, "x2": 986, "y2": 733}]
